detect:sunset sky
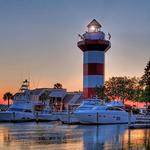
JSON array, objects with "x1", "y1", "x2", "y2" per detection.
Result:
[{"x1": 0, "y1": 0, "x2": 150, "y2": 100}]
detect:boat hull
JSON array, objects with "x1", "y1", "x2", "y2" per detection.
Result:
[
  {"x1": 0, "y1": 112, "x2": 35, "y2": 122},
  {"x1": 35, "y1": 113, "x2": 58, "y2": 121},
  {"x1": 75, "y1": 111, "x2": 133, "y2": 124},
  {"x1": 59, "y1": 112, "x2": 79, "y2": 124}
]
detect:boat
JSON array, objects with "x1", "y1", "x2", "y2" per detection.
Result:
[
  {"x1": 0, "y1": 100, "x2": 57, "y2": 123},
  {"x1": 0, "y1": 80, "x2": 36, "y2": 122},
  {"x1": 59, "y1": 99, "x2": 103, "y2": 124},
  {"x1": 59, "y1": 99, "x2": 127, "y2": 124},
  {"x1": 0, "y1": 102, "x2": 35, "y2": 122},
  {"x1": 75, "y1": 104, "x2": 136, "y2": 124},
  {"x1": 0, "y1": 79, "x2": 55, "y2": 122}
]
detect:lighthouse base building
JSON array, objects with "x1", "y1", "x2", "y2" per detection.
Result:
[{"x1": 77, "y1": 19, "x2": 111, "y2": 98}]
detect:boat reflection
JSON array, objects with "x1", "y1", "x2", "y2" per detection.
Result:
[
  {"x1": 0, "y1": 122, "x2": 83, "y2": 149},
  {"x1": 0, "y1": 122, "x2": 149, "y2": 150}
]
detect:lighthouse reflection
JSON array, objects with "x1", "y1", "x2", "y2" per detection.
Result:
[{"x1": 0, "y1": 123, "x2": 150, "y2": 150}]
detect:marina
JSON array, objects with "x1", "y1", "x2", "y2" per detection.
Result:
[
  {"x1": 0, "y1": 19, "x2": 149, "y2": 126},
  {"x1": 0, "y1": 80, "x2": 150, "y2": 125},
  {"x1": 0, "y1": 1, "x2": 150, "y2": 149},
  {"x1": 0, "y1": 79, "x2": 150, "y2": 128}
]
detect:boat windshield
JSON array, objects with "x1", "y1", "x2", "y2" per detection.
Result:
[
  {"x1": 92, "y1": 106, "x2": 107, "y2": 110},
  {"x1": 76, "y1": 106, "x2": 93, "y2": 110},
  {"x1": 106, "y1": 107, "x2": 124, "y2": 111},
  {"x1": 93, "y1": 106, "x2": 125, "y2": 111},
  {"x1": 75, "y1": 99, "x2": 104, "y2": 111},
  {"x1": 80, "y1": 100, "x2": 104, "y2": 106}
]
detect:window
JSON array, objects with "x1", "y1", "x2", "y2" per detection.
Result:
[
  {"x1": 106, "y1": 107, "x2": 123, "y2": 111},
  {"x1": 116, "y1": 117, "x2": 120, "y2": 121}
]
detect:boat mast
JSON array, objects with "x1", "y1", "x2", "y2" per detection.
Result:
[{"x1": 20, "y1": 79, "x2": 30, "y2": 93}]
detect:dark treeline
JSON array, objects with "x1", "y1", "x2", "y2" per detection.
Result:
[{"x1": 96, "y1": 60, "x2": 150, "y2": 103}]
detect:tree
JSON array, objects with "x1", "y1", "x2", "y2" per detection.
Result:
[
  {"x1": 53, "y1": 83, "x2": 63, "y2": 89},
  {"x1": 133, "y1": 83, "x2": 144, "y2": 101},
  {"x1": 105, "y1": 77, "x2": 140, "y2": 101},
  {"x1": 39, "y1": 91, "x2": 49, "y2": 103},
  {"x1": 3, "y1": 92, "x2": 13, "y2": 108},
  {"x1": 95, "y1": 85, "x2": 106, "y2": 99},
  {"x1": 141, "y1": 60, "x2": 150, "y2": 103},
  {"x1": 142, "y1": 85, "x2": 150, "y2": 103},
  {"x1": 141, "y1": 60, "x2": 150, "y2": 86}
]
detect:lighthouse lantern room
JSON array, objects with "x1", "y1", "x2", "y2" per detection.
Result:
[{"x1": 77, "y1": 19, "x2": 111, "y2": 98}]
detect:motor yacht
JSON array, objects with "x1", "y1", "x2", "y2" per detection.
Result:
[
  {"x1": 0, "y1": 80, "x2": 36, "y2": 122},
  {"x1": 0, "y1": 102, "x2": 35, "y2": 122},
  {"x1": 0, "y1": 102, "x2": 57, "y2": 122},
  {"x1": 75, "y1": 104, "x2": 136, "y2": 124},
  {"x1": 59, "y1": 99, "x2": 102, "y2": 124},
  {"x1": 0, "y1": 79, "x2": 59, "y2": 122}
]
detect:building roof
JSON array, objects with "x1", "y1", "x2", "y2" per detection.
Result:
[
  {"x1": 13, "y1": 92, "x2": 27, "y2": 97},
  {"x1": 30, "y1": 88, "x2": 52, "y2": 95},
  {"x1": 49, "y1": 90, "x2": 66, "y2": 98},
  {"x1": 87, "y1": 19, "x2": 102, "y2": 28}
]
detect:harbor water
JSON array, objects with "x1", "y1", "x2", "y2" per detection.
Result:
[{"x1": 0, "y1": 122, "x2": 149, "y2": 150}]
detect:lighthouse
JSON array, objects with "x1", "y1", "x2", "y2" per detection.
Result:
[{"x1": 77, "y1": 19, "x2": 111, "y2": 98}]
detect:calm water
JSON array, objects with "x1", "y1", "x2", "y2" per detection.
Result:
[{"x1": 0, "y1": 122, "x2": 150, "y2": 150}]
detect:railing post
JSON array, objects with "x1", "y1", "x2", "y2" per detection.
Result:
[
  {"x1": 128, "y1": 110, "x2": 131, "y2": 127},
  {"x1": 36, "y1": 112, "x2": 39, "y2": 123},
  {"x1": 12, "y1": 112, "x2": 15, "y2": 122},
  {"x1": 97, "y1": 112, "x2": 99, "y2": 125}
]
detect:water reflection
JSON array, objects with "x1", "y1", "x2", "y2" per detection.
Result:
[
  {"x1": 123, "y1": 129, "x2": 150, "y2": 150},
  {"x1": 79, "y1": 125, "x2": 126, "y2": 150},
  {"x1": 0, "y1": 122, "x2": 149, "y2": 150}
]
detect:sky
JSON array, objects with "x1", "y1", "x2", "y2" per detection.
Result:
[{"x1": 0, "y1": 0, "x2": 150, "y2": 100}]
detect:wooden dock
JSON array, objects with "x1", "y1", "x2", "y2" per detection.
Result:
[
  {"x1": 128, "y1": 124, "x2": 150, "y2": 129},
  {"x1": 135, "y1": 115, "x2": 150, "y2": 123}
]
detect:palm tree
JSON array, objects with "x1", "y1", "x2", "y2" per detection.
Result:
[
  {"x1": 3, "y1": 92, "x2": 13, "y2": 108},
  {"x1": 39, "y1": 91, "x2": 49, "y2": 103},
  {"x1": 95, "y1": 85, "x2": 107, "y2": 100},
  {"x1": 53, "y1": 83, "x2": 63, "y2": 89}
]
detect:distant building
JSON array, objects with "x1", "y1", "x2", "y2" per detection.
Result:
[{"x1": 13, "y1": 87, "x2": 83, "y2": 111}]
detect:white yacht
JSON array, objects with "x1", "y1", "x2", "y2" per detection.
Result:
[
  {"x1": 0, "y1": 80, "x2": 60, "y2": 122},
  {"x1": 0, "y1": 101, "x2": 57, "y2": 122},
  {"x1": 59, "y1": 99, "x2": 102, "y2": 124},
  {"x1": 0, "y1": 79, "x2": 54, "y2": 122},
  {"x1": 60, "y1": 99, "x2": 135, "y2": 124},
  {"x1": 75, "y1": 104, "x2": 136, "y2": 124},
  {"x1": 0, "y1": 80, "x2": 36, "y2": 122},
  {"x1": 0, "y1": 102, "x2": 35, "y2": 122}
]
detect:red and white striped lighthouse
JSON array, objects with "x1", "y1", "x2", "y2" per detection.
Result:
[{"x1": 77, "y1": 19, "x2": 111, "y2": 98}]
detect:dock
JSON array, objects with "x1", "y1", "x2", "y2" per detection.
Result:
[{"x1": 128, "y1": 124, "x2": 150, "y2": 129}]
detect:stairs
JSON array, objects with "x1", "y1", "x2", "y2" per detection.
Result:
[{"x1": 68, "y1": 94, "x2": 82, "y2": 105}]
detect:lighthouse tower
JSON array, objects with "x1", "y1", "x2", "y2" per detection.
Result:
[{"x1": 77, "y1": 19, "x2": 111, "y2": 98}]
